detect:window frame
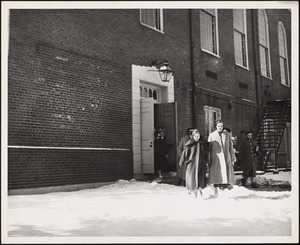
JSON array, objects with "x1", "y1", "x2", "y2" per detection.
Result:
[
  {"x1": 199, "y1": 9, "x2": 220, "y2": 57},
  {"x1": 278, "y1": 21, "x2": 290, "y2": 87},
  {"x1": 258, "y1": 9, "x2": 272, "y2": 79},
  {"x1": 204, "y1": 105, "x2": 221, "y2": 138},
  {"x1": 233, "y1": 9, "x2": 249, "y2": 69},
  {"x1": 140, "y1": 83, "x2": 161, "y2": 102},
  {"x1": 140, "y1": 9, "x2": 164, "y2": 33}
]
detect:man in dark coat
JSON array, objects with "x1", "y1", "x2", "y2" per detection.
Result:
[{"x1": 239, "y1": 130, "x2": 260, "y2": 188}]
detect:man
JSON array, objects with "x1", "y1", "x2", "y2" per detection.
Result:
[
  {"x1": 176, "y1": 128, "x2": 193, "y2": 186},
  {"x1": 239, "y1": 130, "x2": 260, "y2": 188}
]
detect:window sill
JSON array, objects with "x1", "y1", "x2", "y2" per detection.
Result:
[
  {"x1": 281, "y1": 83, "x2": 290, "y2": 87},
  {"x1": 140, "y1": 23, "x2": 164, "y2": 34},
  {"x1": 235, "y1": 64, "x2": 250, "y2": 71},
  {"x1": 261, "y1": 74, "x2": 273, "y2": 81},
  {"x1": 201, "y1": 49, "x2": 220, "y2": 58}
]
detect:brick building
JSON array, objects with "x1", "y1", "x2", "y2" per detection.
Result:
[{"x1": 7, "y1": 8, "x2": 291, "y2": 192}]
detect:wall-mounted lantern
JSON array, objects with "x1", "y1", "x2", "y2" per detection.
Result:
[{"x1": 148, "y1": 60, "x2": 174, "y2": 83}]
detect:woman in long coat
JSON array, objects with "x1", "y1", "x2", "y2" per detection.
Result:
[
  {"x1": 238, "y1": 130, "x2": 260, "y2": 188},
  {"x1": 154, "y1": 127, "x2": 168, "y2": 178},
  {"x1": 179, "y1": 129, "x2": 207, "y2": 197},
  {"x1": 176, "y1": 128, "x2": 193, "y2": 186},
  {"x1": 208, "y1": 120, "x2": 236, "y2": 195}
]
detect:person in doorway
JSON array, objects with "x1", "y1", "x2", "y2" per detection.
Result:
[
  {"x1": 154, "y1": 127, "x2": 168, "y2": 178},
  {"x1": 179, "y1": 129, "x2": 207, "y2": 198},
  {"x1": 239, "y1": 130, "x2": 260, "y2": 188},
  {"x1": 176, "y1": 128, "x2": 193, "y2": 186},
  {"x1": 208, "y1": 120, "x2": 236, "y2": 197}
]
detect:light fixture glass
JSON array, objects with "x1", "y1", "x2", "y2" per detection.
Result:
[
  {"x1": 158, "y1": 61, "x2": 174, "y2": 82},
  {"x1": 148, "y1": 60, "x2": 174, "y2": 82}
]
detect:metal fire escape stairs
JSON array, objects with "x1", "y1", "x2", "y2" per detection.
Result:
[{"x1": 256, "y1": 97, "x2": 291, "y2": 172}]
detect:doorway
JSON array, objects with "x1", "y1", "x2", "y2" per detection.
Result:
[
  {"x1": 132, "y1": 64, "x2": 176, "y2": 176},
  {"x1": 140, "y1": 98, "x2": 178, "y2": 174}
]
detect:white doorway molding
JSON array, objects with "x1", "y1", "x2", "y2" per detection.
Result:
[{"x1": 132, "y1": 64, "x2": 174, "y2": 174}]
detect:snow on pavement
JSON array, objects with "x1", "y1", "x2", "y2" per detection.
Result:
[{"x1": 3, "y1": 171, "x2": 297, "y2": 243}]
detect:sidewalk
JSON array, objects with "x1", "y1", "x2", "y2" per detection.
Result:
[{"x1": 145, "y1": 171, "x2": 292, "y2": 191}]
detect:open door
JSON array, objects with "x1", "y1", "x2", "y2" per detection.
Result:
[
  {"x1": 140, "y1": 98, "x2": 155, "y2": 173},
  {"x1": 155, "y1": 102, "x2": 178, "y2": 172}
]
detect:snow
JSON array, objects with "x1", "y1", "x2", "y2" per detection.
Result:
[{"x1": 3, "y1": 171, "x2": 298, "y2": 243}]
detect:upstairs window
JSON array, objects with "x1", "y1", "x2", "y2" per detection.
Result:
[
  {"x1": 140, "y1": 9, "x2": 163, "y2": 32},
  {"x1": 200, "y1": 9, "x2": 219, "y2": 55},
  {"x1": 278, "y1": 22, "x2": 290, "y2": 86},
  {"x1": 258, "y1": 9, "x2": 272, "y2": 78},
  {"x1": 233, "y1": 9, "x2": 248, "y2": 68}
]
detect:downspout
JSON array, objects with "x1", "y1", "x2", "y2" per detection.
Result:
[
  {"x1": 251, "y1": 9, "x2": 264, "y2": 170},
  {"x1": 189, "y1": 9, "x2": 197, "y2": 128},
  {"x1": 251, "y1": 9, "x2": 262, "y2": 124}
]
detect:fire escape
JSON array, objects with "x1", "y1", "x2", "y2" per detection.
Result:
[{"x1": 256, "y1": 89, "x2": 291, "y2": 172}]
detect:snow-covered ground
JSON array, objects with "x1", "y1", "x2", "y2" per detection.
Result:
[{"x1": 3, "y1": 171, "x2": 298, "y2": 243}]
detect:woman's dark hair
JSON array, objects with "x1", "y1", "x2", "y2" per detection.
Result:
[
  {"x1": 214, "y1": 120, "x2": 224, "y2": 127},
  {"x1": 186, "y1": 127, "x2": 193, "y2": 135},
  {"x1": 246, "y1": 130, "x2": 253, "y2": 135}
]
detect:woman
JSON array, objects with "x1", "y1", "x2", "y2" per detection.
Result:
[
  {"x1": 154, "y1": 127, "x2": 168, "y2": 178},
  {"x1": 176, "y1": 128, "x2": 193, "y2": 186},
  {"x1": 179, "y1": 129, "x2": 207, "y2": 197},
  {"x1": 208, "y1": 120, "x2": 236, "y2": 196},
  {"x1": 239, "y1": 130, "x2": 260, "y2": 188}
]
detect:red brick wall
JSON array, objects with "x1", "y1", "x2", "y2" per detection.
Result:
[
  {"x1": 8, "y1": 148, "x2": 131, "y2": 189},
  {"x1": 8, "y1": 9, "x2": 291, "y2": 189},
  {"x1": 8, "y1": 9, "x2": 193, "y2": 189}
]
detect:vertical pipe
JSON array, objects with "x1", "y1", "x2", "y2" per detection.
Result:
[
  {"x1": 251, "y1": 9, "x2": 262, "y2": 125},
  {"x1": 251, "y1": 9, "x2": 264, "y2": 170},
  {"x1": 189, "y1": 9, "x2": 197, "y2": 128}
]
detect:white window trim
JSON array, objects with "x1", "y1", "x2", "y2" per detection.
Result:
[
  {"x1": 140, "y1": 9, "x2": 164, "y2": 34},
  {"x1": 200, "y1": 9, "x2": 220, "y2": 56},
  {"x1": 204, "y1": 105, "x2": 222, "y2": 137},
  {"x1": 140, "y1": 82, "x2": 162, "y2": 102},
  {"x1": 259, "y1": 9, "x2": 272, "y2": 80},
  {"x1": 278, "y1": 21, "x2": 290, "y2": 87},
  {"x1": 233, "y1": 9, "x2": 249, "y2": 69}
]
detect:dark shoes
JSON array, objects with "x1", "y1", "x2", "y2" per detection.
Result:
[
  {"x1": 241, "y1": 178, "x2": 246, "y2": 187},
  {"x1": 251, "y1": 183, "x2": 260, "y2": 188},
  {"x1": 241, "y1": 178, "x2": 259, "y2": 188}
]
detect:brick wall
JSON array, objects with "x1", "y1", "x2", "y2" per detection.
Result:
[
  {"x1": 8, "y1": 9, "x2": 193, "y2": 189},
  {"x1": 8, "y1": 148, "x2": 132, "y2": 189},
  {"x1": 8, "y1": 9, "x2": 291, "y2": 189}
]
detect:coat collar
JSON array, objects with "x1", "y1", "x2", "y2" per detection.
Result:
[{"x1": 213, "y1": 130, "x2": 226, "y2": 146}]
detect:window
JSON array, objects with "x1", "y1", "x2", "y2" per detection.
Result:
[
  {"x1": 233, "y1": 9, "x2": 248, "y2": 68},
  {"x1": 204, "y1": 105, "x2": 221, "y2": 137},
  {"x1": 140, "y1": 84, "x2": 160, "y2": 102},
  {"x1": 140, "y1": 9, "x2": 163, "y2": 32},
  {"x1": 200, "y1": 9, "x2": 219, "y2": 55},
  {"x1": 278, "y1": 22, "x2": 290, "y2": 86},
  {"x1": 258, "y1": 10, "x2": 272, "y2": 78}
]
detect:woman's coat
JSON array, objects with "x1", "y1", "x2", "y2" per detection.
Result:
[
  {"x1": 179, "y1": 140, "x2": 207, "y2": 190},
  {"x1": 154, "y1": 137, "x2": 168, "y2": 172},
  {"x1": 239, "y1": 138, "x2": 259, "y2": 178},
  {"x1": 176, "y1": 135, "x2": 190, "y2": 179},
  {"x1": 208, "y1": 130, "x2": 236, "y2": 185}
]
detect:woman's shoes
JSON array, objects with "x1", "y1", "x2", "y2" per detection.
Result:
[{"x1": 241, "y1": 178, "x2": 246, "y2": 186}]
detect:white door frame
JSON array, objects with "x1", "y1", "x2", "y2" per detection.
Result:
[{"x1": 132, "y1": 64, "x2": 174, "y2": 175}]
